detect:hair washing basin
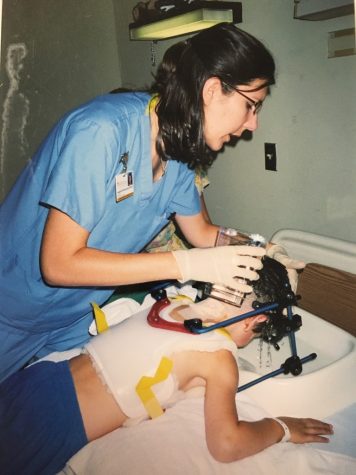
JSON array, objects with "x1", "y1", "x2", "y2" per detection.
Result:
[{"x1": 238, "y1": 306, "x2": 356, "y2": 418}]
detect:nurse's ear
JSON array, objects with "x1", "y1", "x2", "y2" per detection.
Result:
[{"x1": 202, "y1": 77, "x2": 224, "y2": 105}]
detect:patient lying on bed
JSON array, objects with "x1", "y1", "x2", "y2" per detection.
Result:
[{"x1": 0, "y1": 257, "x2": 333, "y2": 475}]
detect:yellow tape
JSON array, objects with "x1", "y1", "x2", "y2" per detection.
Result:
[
  {"x1": 136, "y1": 356, "x2": 173, "y2": 419},
  {"x1": 146, "y1": 94, "x2": 159, "y2": 115},
  {"x1": 91, "y1": 302, "x2": 109, "y2": 334},
  {"x1": 170, "y1": 295, "x2": 194, "y2": 302},
  {"x1": 215, "y1": 327, "x2": 233, "y2": 340}
]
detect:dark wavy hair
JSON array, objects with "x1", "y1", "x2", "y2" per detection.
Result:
[
  {"x1": 150, "y1": 23, "x2": 275, "y2": 171},
  {"x1": 252, "y1": 256, "x2": 290, "y2": 334},
  {"x1": 254, "y1": 257, "x2": 289, "y2": 304}
]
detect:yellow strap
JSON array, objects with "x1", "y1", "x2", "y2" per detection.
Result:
[
  {"x1": 136, "y1": 356, "x2": 173, "y2": 419},
  {"x1": 146, "y1": 94, "x2": 159, "y2": 115},
  {"x1": 215, "y1": 327, "x2": 233, "y2": 340},
  {"x1": 170, "y1": 294, "x2": 194, "y2": 302},
  {"x1": 91, "y1": 302, "x2": 109, "y2": 334}
]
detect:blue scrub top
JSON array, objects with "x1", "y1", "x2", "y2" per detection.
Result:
[{"x1": 0, "y1": 92, "x2": 200, "y2": 339}]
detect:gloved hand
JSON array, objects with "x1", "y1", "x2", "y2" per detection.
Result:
[
  {"x1": 266, "y1": 244, "x2": 305, "y2": 292},
  {"x1": 172, "y1": 245, "x2": 266, "y2": 293}
]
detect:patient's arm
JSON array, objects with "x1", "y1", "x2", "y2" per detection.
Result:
[
  {"x1": 203, "y1": 350, "x2": 283, "y2": 462},
  {"x1": 200, "y1": 350, "x2": 333, "y2": 462}
]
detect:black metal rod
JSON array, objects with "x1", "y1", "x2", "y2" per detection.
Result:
[
  {"x1": 237, "y1": 353, "x2": 318, "y2": 392},
  {"x1": 287, "y1": 304, "x2": 298, "y2": 356},
  {"x1": 188, "y1": 303, "x2": 280, "y2": 333}
]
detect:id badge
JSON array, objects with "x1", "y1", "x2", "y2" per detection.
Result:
[{"x1": 115, "y1": 171, "x2": 134, "y2": 202}]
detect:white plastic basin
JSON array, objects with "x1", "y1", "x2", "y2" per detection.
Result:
[{"x1": 238, "y1": 307, "x2": 356, "y2": 418}]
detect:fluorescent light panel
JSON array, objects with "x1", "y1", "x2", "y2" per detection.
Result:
[{"x1": 129, "y1": 1, "x2": 242, "y2": 41}]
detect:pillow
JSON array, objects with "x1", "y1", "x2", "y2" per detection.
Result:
[{"x1": 296, "y1": 263, "x2": 356, "y2": 337}]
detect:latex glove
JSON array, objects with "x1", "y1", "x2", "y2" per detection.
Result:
[
  {"x1": 266, "y1": 244, "x2": 305, "y2": 292},
  {"x1": 172, "y1": 245, "x2": 266, "y2": 294}
]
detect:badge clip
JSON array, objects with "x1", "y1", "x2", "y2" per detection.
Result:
[{"x1": 115, "y1": 152, "x2": 134, "y2": 202}]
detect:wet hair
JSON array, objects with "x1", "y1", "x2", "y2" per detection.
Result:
[
  {"x1": 251, "y1": 256, "x2": 290, "y2": 334},
  {"x1": 150, "y1": 23, "x2": 275, "y2": 171},
  {"x1": 253, "y1": 256, "x2": 289, "y2": 304}
]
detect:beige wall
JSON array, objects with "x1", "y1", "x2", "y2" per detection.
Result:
[
  {"x1": 1, "y1": 0, "x2": 355, "y2": 244},
  {"x1": 0, "y1": 0, "x2": 122, "y2": 199},
  {"x1": 204, "y1": 0, "x2": 356, "y2": 243},
  {"x1": 117, "y1": 0, "x2": 356, "y2": 243}
]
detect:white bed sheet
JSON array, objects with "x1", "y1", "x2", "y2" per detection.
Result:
[
  {"x1": 58, "y1": 229, "x2": 356, "y2": 474},
  {"x1": 60, "y1": 392, "x2": 356, "y2": 475}
]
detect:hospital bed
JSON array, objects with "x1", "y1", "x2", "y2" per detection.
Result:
[{"x1": 59, "y1": 229, "x2": 356, "y2": 475}]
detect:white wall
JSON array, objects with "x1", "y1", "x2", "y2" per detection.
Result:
[
  {"x1": 2, "y1": 0, "x2": 353, "y2": 243},
  {"x1": 204, "y1": 0, "x2": 356, "y2": 243},
  {"x1": 0, "y1": 0, "x2": 122, "y2": 200},
  {"x1": 118, "y1": 0, "x2": 356, "y2": 244}
]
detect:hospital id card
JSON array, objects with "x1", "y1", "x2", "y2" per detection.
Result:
[{"x1": 115, "y1": 171, "x2": 134, "y2": 202}]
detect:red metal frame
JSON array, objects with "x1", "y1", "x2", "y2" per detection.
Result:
[{"x1": 147, "y1": 297, "x2": 192, "y2": 334}]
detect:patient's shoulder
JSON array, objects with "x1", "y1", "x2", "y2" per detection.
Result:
[{"x1": 172, "y1": 349, "x2": 237, "y2": 392}]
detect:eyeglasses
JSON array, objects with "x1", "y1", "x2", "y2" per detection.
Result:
[{"x1": 222, "y1": 81, "x2": 263, "y2": 115}]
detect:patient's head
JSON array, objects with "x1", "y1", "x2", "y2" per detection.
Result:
[
  {"x1": 253, "y1": 256, "x2": 290, "y2": 305},
  {"x1": 170, "y1": 257, "x2": 290, "y2": 347},
  {"x1": 172, "y1": 256, "x2": 289, "y2": 347},
  {"x1": 225, "y1": 256, "x2": 289, "y2": 346},
  {"x1": 245, "y1": 255, "x2": 288, "y2": 331}
]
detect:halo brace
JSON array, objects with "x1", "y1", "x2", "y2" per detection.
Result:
[{"x1": 147, "y1": 282, "x2": 317, "y2": 393}]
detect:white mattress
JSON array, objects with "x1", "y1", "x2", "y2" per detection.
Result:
[
  {"x1": 60, "y1": 229, "x2": 356, "y2": 474},
  {"x1": 60, "y1": 394, "x2": 356, "y2": 475}
]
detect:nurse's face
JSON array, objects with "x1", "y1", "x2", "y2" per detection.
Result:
[{"x1": 202, "y1": 77, "x2": 268, "y2": 152}]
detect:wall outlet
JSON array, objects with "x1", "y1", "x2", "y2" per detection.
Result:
[{"x1": 265, "y1": 143, "x2": 277, "y2": 171}]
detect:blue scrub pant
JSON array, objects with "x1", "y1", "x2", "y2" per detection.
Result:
[
  {"x1": 0, "y1": 312, "x2": 92, "y2": 383},
  {"x1": 0, "y1": 360, "x2": 88, "y2": 475}
]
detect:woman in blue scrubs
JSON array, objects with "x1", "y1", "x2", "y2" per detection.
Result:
[{"x1": 0, "y1": 24, "x2": 290, "y2": 382}]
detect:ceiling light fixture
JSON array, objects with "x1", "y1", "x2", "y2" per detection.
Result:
[{"x1": 129, "y1": 1, "x2": 242, "y2": 41}]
